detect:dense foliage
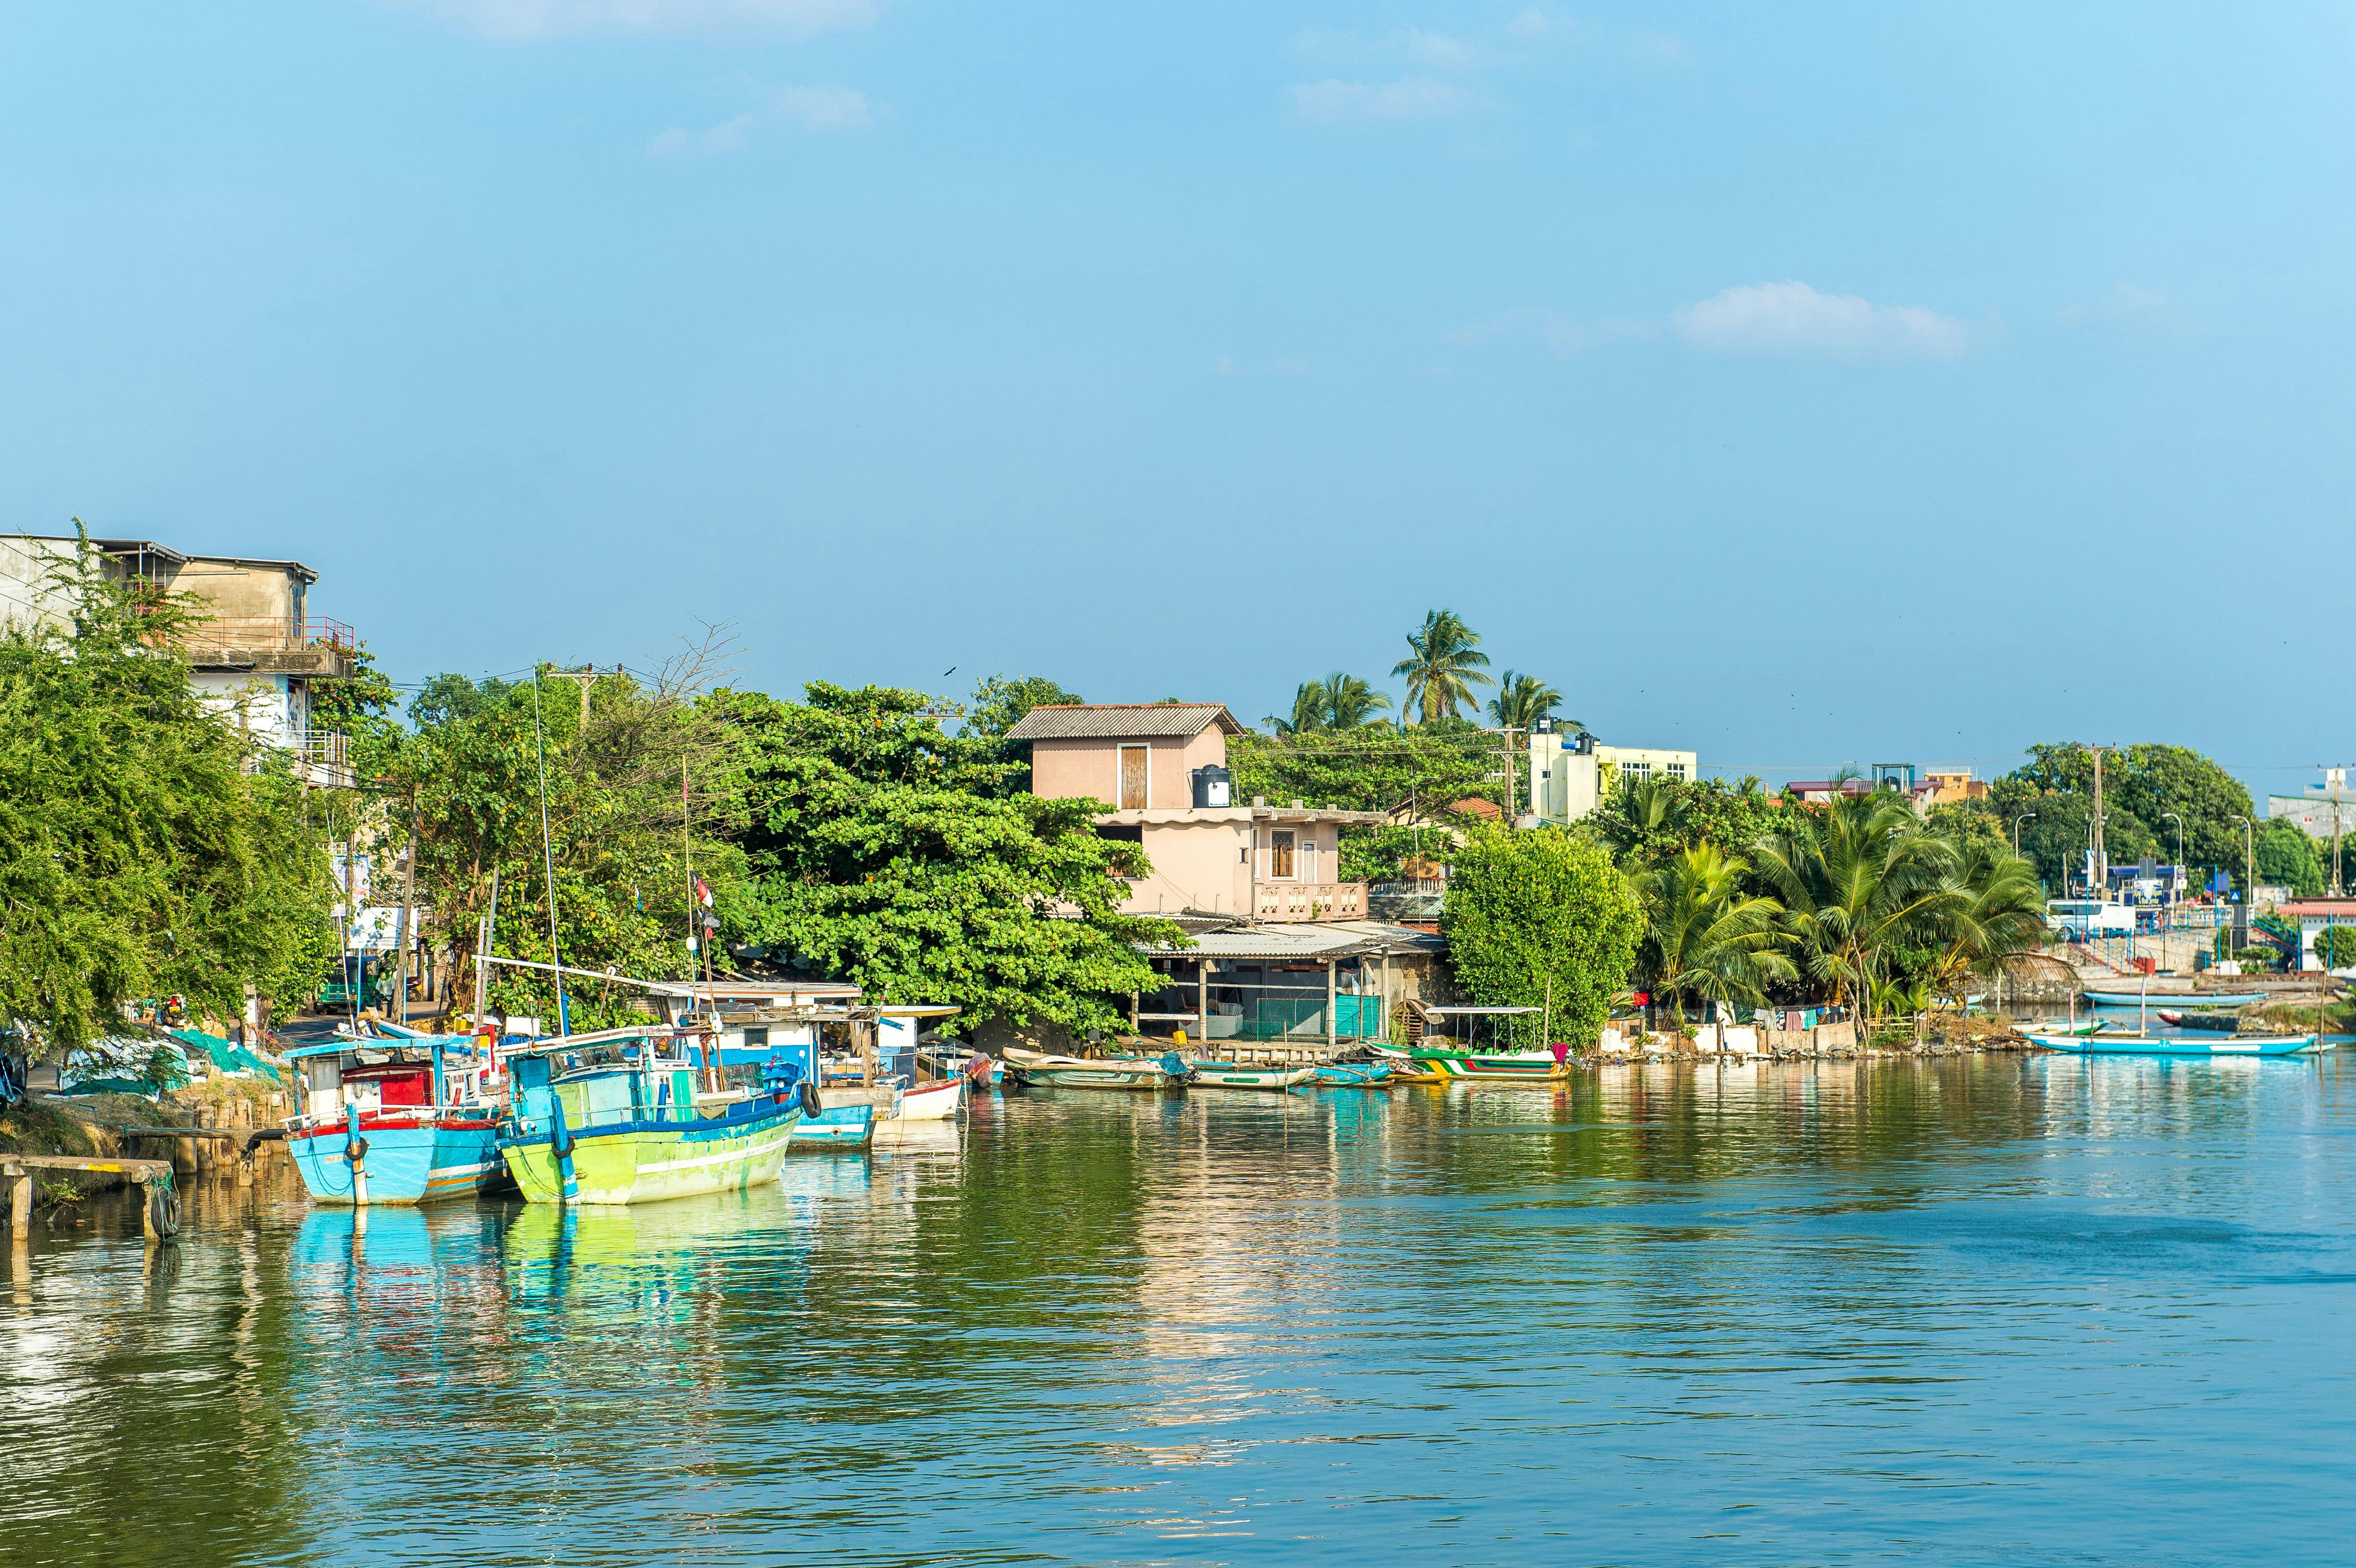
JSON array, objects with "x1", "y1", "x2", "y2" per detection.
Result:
[
  {"x1": 0, "y1": 548, "x2": 337, "y2": 1057},
  {"x1": 721, "y1": 683, "x2": 1181, "y2": 1037},
  {"x1": 1442, "y1": 824, "x2": 1644, "y2": 1045},
  {"x1": 2256, "y1": 818, "x2": 2327, "y2": 895},
  {"x1": 383, "y1": 666, "x2": 747, "y2": 1029},
  {"x1": 1992, "y1": 743, "x2": 2252, "y2": 891}
]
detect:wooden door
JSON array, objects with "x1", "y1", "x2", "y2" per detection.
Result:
[{"x1": 1119, "y1": 745, "x2": 1148, "y2": 809}]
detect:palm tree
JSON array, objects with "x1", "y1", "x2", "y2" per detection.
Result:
[
  {"x1": 1391, "y1": 609, "x2": 1494, "y2": 724},
  {"x1": 1634, "y1": 844, "x2": 1796, "y2": 1027},
  {"x1": 1486, "y1": 670, "x2": 1572, "y2": 733},
  {"x1": 1922, "y1": 841, "x2": 2050, "y2": 1008},
  {"x1": 1595, "y1": 772, "x2": 1692, "y2": 869},
  {"x1": 1266, "y1": 679, "x2": 1331, "y2": 738},
  {"x1": 1750, "y1": 790, "x2": 1960, "y2": 1023},
  {"x1": 1322, "y1": 672, "x2": 1392, "y2": 730}
]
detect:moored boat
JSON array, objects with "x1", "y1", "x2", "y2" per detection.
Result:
[
  {"x1": 1372, "y1": 1044, "x2": 1569, "y2": 1082},
  {"x1": 1309, "y1": 1062, "x2": 1397, "y2": 1088},
  {"x1": 1184, "y1": 1062, "x2": 1317, "y2": 1090},
  {"x1": 1000, "y1": 1046, "x2": 1186, "y2": 1090},
  {"x1": 2084, "y1": 989, "x2": 2265, "y2": 1008},
  {"x1": 2155, "y1": 1009, "x2": 2245, "y2": 1032},
  {"x1": 792, "y1": 1102, "x2": 877, "y2": 1149},
  {"x1": 285, "y1": 1034, "x2": 507, "y2": 1206},
  {"x1": 2029, "y1": 1031, "x2": 2316, "y2": 1057},
  {"x1": 497, "y1": 1028, "x2": 803, "y2": 1204},
  {"x1": 892, "y1": 1077, "x2": 964, "y2": 1120}
]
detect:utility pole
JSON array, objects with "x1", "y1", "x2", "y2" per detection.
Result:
[
  {"x1": 546, "y1": 666, "x2": 600, "y2": 728},
  {"x1": 396, "y1": 794, "x2": 419, "y2": 1025},
  {"x1": 2090, "y1": 745, "x2": 2109, "y2": 898},
  {"x1": 2329, "y1": 766, "x2": 2346, "y2": 897}
]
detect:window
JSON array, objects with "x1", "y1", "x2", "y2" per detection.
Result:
[
  {"x1": 743, "y1": 1027, "x2": 768, "y2": 1050},
  {"x1": 1270, "y1": 829, "x2": 1296, "y2": 878},
  {"x1": 1667, "y1": 762, "x2": 1687, "y2": 782},
  {"x1": 1119, "y1": 745, "x2": 1148, "y2": 809}
]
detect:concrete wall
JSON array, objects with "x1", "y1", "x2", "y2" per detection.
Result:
[
  {"x1": 1033, "y1": 728, "x2": 1227, "y2": 809},
  {"x1": 1117, "y1": 814, "x2": 1349, "y2": 916},
  {"x1": 192, "y1": 670, "x2": 306, "y2": 748},
  {"x1": 176, "y1": 559, "x2": 305, "y2": 622}
]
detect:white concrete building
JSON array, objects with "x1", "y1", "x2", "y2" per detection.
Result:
[{"x1": 1527, "y1": 727, "x2": 1699, "y2": 826}]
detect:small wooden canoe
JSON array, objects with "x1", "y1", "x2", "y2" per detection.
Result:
[
  {"x1": 1001, "y1": 1046, "x2": 1184, "y2": 1090},
  {"x1": 1183, "y1": 1062, "x2": 1317, "y2": 1091},
  {"x1": 2029, "y1": 1031, "x2": 2315, "y2": 1057},
  {"x1": 2084, "y1": 989, "x2": 2265, "y2": 1008}
]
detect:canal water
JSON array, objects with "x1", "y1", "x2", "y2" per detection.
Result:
[{"x1": 8, "y1": 1055, "x2": 2356, "y2": 1567}]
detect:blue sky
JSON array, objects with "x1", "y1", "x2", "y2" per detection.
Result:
[{"x1": 3, "y1": 2, "x2": 2351, "y2": 799}]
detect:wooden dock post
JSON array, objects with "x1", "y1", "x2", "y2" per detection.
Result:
[{"x1": 5, "y1": 1161, "x2": 31, "y2": 1231}]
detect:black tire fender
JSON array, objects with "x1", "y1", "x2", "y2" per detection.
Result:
[{"x1": 797, "y1": 1080, "x2": 823, "y2": 1118}]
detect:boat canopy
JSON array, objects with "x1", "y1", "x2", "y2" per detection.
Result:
[{"x1": 284, "y1": 1034, "x2": 482, "y2": 1064}]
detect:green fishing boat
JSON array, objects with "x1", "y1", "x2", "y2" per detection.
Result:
[{"x1": 497, "y1": 1028, "x2": 803, "y2": 1205}]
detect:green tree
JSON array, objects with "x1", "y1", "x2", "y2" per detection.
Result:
[
  {"x1": 1486, "y1": 670, "x2": 1566, "y2": 733},
  {"x1": 1752, "y1": 790, "x2": 1958, "y2": 1019},
  {"x1": 392, "y1": 665, "x2": 744, "y2": 1028},
  {"x1": 1442, "y1": 824, "x2": 1644, "y2": 1047},
  {"x1": 2255, "y1": 818, "x2": 2325, "y2": 896},
  {"x1": 1631, "y1": 845, "x2": 1794, "y2": 1026},
  {"x1": 2314, "y1": 926, "x2": 2356, "y2": 968},
  {"x1": 964, "y1": 674, "x2": 1081, "y2": 740},
  {"x1": 0, "y1": 537, "x2": 337, "y2": 1057},
  {"x1": 1391, "y1": 609, "x2": 1493, "y2": 724},
  {"x1": 720, "y1": 683, "x2": 1181, "y2": 1037},
  {"x1": 1921, "y1": 841, "x2": 2050, "y2": 1006},
  {"x1": 1993, "y1": 743, "x2": 2250, "y2": 889},
  {"x1": 1268, "y1": 673, "x2": 1393, "y2": 737}
]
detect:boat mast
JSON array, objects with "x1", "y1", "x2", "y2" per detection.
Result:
[{"x1": 531, "y1": 667, "x2": 569, "y2": 1037}]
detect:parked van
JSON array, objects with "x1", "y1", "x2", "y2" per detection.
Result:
[{"x1": 2046, "y1": 899, "x2": 2136, "y2": 938}]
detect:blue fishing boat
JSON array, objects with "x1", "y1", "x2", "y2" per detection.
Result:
[
  {"x1": 790, "y1": 1102, "x2": 877, "y2": 1149},
  {"x1": 2029, "y1": 1031, "x2": 2316, "y2": 1058},
  {"x1": 2083, "y1": 989, "x2": 2265, "y2": 1008},
  {"x1": 496, "y1": 1028, "x2": 805, "y2": 1205},
  {"x1": 1310, "y1": 1062, "x2": 1397, "y2": 1088},
  {"x1": 285, "y1": 1033, "x2": 508, "y2": 1206}
]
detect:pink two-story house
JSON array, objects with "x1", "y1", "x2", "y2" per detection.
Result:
[{"x1": 1005, "y1": 703, "x2": 1383, "y2": 922}]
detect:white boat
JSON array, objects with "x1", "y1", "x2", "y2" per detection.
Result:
[
  {"x1": 1184, "y1": 1062, "x2": 1317, "y2": 1091},
  {"x1": 891, "y1": 1077, "x2": 964, "y2": 1121}
]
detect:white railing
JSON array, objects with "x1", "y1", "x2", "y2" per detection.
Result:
[{"x1": 1254, "y1": 881, "x2": 1366, "y2": 922}]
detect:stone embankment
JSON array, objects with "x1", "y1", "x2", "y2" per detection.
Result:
[
  {"x1": 1588, "y1": 1014, "x2": 2045, "y2": 1065},
  {"x1": 0, "y1": 1078, "x2": 292, "y2": 1198}
]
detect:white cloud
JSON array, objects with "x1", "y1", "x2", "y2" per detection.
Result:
[
  {"x1": 700, "y1": 113, "x2": 757, "y2": 153},
  {"x1": 1672, "y1": 281, "x2": 1971, "y2": 360},
  {"x1": 1291, "y1": 76, "x2": 1478, "y2": 123},
  {"x1": 2060, "y1": 282, "x2": 2176, "y2": 330},
  {"x1": 1505, "y1": 9, "x2": 1560, "y2": 38},
  {"x1": 1403, "y1": 29, "x2": 1486, "y2": 70},
  {"x1": 389, "y1": 0, "x2": 873, "y2": 40},
  {"x1": 773, "y1": 84, "x2": 870, "y2": 131},
  {"x1": 646, "y1": 127, "x2": 691, "y2": 158}
]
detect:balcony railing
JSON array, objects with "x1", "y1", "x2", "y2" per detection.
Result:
[
  {"x1": 186, "y1": 617, "x2": 357, "y2": 652},
  {"x1": 1253, "y1": 881, "x2": 1366, "y2": 923}
]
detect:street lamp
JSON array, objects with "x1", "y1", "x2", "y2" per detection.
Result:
[
  {"x1": 2012, "y1": 812, "x2": 2037, "y2": 856},
  {"x1": 2161, "y1": 811, "x2": 2184, "y2": 906}
]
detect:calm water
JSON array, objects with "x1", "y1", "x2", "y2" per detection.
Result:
[{"x1": 9, "y1": 1057, "x2": 2356, "y2": 1568}]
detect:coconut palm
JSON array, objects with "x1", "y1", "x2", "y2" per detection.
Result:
[
  {"x1": 1267, "y1": 673, "x2": 1392, "y2": 737},
  {"x1": 1595, "y1": 772, "x2": 1693, "y2": 869},
  {"x1": 1391, "y1": 610, "x2": 1494, "y2": 724},
  {"x1": 1266, "y1": 679, "x2": 1331, "y2": 738},
  {"x1": 1750, "y1": 789, "x2": 1960, "y2": 1022},
  {"x1": 1921, "y1": 841, "x2": 2050, "y2": 1008},
  {"x1": 1322, "y1": 672, "x2": 1392, "y2": 730},
  {"x1": 1486, "y1": 670, "x2": 1573, "y2": 734},
  {"x1": 1634, "y1": 844, "x2": 1796, "y2": 1027}
]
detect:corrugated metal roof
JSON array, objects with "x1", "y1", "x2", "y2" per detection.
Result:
[
  {"x1": 1005, "y1": 703, "x2": 1243, "y2": 741},
  {"x1": 1142, "y1": 919, "x2": 1444, "y2": 959}
]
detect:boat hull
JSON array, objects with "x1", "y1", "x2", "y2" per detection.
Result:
[
  {"x1": 792, "y1": 1104, "x2": 877, "y2": 1149},
  {"x1": 1377, "y1": 1045, "x2": 1570, "y2": 1081},
  {"x1": 1309, "y1": 1063, "x2": 1397, "y2": 1088},
  {"x1": 2029, "y1": 1033, "x2": 2316, "y2": 1057},
  {"x1": 892, "y1": 1078, "x2": 964, "y2": 1120},
  {"x1": 1184, "y1": 1063, "x2": 1316, "y2": 1090},
  {"x1": 1000, "y1": 1048, "x2": 1179, "y2": 1090},
  {"x1": 2084, "y1": 990, "x2": 2264, "y2": 1008},
  {"x1": 500, "y1": 1102, "x2": 800, "y2": 1204},
  {"x1": 289, "y1": 1117, "x2": 504, "y2": 1206}
]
